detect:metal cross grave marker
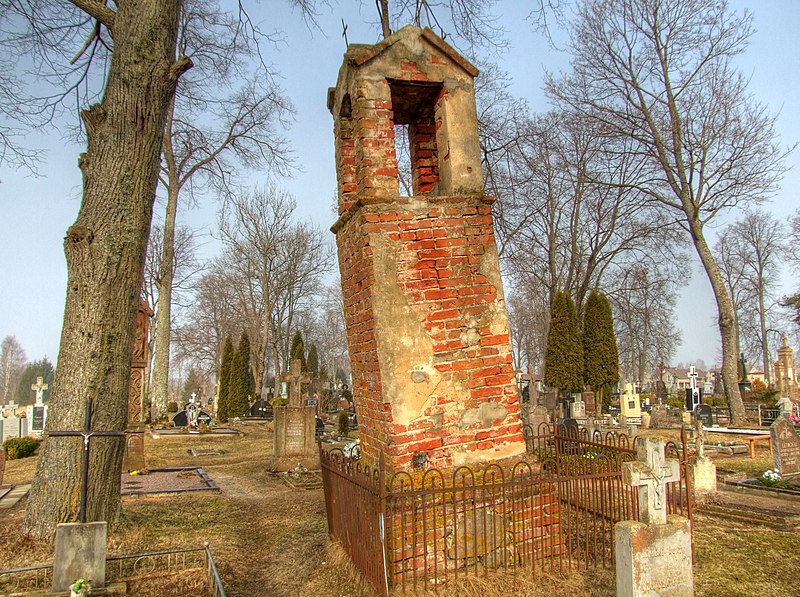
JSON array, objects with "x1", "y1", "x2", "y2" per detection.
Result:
[
  {"x1": 282, "y1": 358, "x2": 310, "y2": 408},
  {"x1": 622, "y1": 437, "x2": 680, "y2": 525},
  {"x1": 47, "y1": 398, "x2": 124, "y2": 523}
]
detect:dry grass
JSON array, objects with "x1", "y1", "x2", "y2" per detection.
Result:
[{"x1": 1, "y1": 423, "x2": 799, "y2": 596}]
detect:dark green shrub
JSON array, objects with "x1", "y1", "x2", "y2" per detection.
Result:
[
  {"x1": 666, "y1": 395, "x2": 684, "y2": 409},
  {"x1": 338, "y1": 411, "x2": 350, "y2": 437},
  {"x1": 167, "y1": 401, "x2": 178, "y2": 413},
  {"x1": 3, "y1": 437, "x2": 41, "y2": 459}
]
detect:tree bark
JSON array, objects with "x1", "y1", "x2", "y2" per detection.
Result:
[
  {"x1": 687, "y1": 217, "x2": 746, "y2": 424},
  {"x1": 23, "y1": 0, "x2": 188, "y2": 541}
]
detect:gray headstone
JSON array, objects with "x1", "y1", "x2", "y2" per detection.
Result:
[
  {"x1": 771, "y1": 416, "x2": 800, "y2": 476},
  {"x1": 1, "y1": 412, "x2": 21, "y2": 442},
  {"x1": 695, "y1": 404, "x2": 713, "y2": 428},
  {"x1": 52, "y1": 522, "x2": 107, "y2": 591}
]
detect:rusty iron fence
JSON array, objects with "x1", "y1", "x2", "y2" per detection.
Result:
[
  {"x1": 321, "y1": 423, "x2": 693, "y2": 596},
  {"x1": 0, "y1": 545, "x2": 226, "y2": 596}
]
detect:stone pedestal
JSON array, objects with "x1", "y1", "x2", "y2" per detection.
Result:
[
  {"x1": 52, "y1": 522, "x2": 107, "y2": 592},
  {"x1": 269, "y1": 406, "x2": 319, "y2": 472},
  {"x1": 615, "y1": 516, "x2": 694, "y2": 597},
  {"x1": 690, "y1": 456, "x2": 717, "y2": 504}
]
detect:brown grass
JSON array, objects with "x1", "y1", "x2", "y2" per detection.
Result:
[{"x1": 1, "y1": 423, "x2": 799, "y2": 596}]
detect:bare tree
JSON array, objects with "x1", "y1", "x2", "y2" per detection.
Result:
[
  {"x1": 148, "y1": 0, "x2": 294, "y2": 422},
  {"x1": 549, "y1": 0, "x2": 792, "y2": 423},
  {"x1": 607, "y1": 262, "x2": 681, "y2": 384},
  {"x1": 0, "y1": 336, "x2": 27, "y2": 404},
  {"x1": 217, "y1": 186, "x2": 334, "y2": 396},
  {"x1": 715, "y1": 209, "x2": 787, "y2": 383},
  {"x1": 4, "y1": 0, "x2": 191, "y2": 540}
]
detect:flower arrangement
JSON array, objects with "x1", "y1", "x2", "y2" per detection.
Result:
[
  {"x1": 789, "y1": 414, "x2": 800, "y2": 425},
  {"x1": 70, "y1": 578, "x2": 92, "y2": 596},
  {"x1": 343, "y1": 439, "x2": 362, "y2": 460}
]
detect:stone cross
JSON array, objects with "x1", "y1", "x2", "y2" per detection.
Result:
[
  {"x1": 190, "y1": 392, "x2": 197, "y2": 404},
  {"x1": 31, "y1": 376, "x2": 48, "y2": 406},
  {"x1": 4, "y1": 400, "x2": 18, "y2": 414},
  {"x1": 282, "y1": 358, "x2": 310, "y2": 408},
  {"x1": 622, "y1": 438, "x2": 680, "y2": 525}
]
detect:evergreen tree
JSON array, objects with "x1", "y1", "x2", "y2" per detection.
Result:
[
  {"x1": 544, "y1": 290, "x2": 584, "y2": 394},
  {"x1": 290, "y1": 330, "x2": 307, "y2": 371},
  {"x1": 228, "y1": 332, "x2": 253, "y2": 418},
  {"x1": 306, "y1": 344, "x2": 319, "y2": 378},
  {"x1": 217, "y1": 335, "x2": 234, "y2": 423},
  {"x1": 583, "y1": 289, "x2": 620, "y2": 413}
]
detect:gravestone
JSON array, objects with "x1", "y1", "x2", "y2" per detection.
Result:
[
  {"x1": 171, "y1": 405, "x2": 213, "y2": 428},
  {"x1": 52, "y1": 522, "x2": 107, "y2": 592},
  {"x1": 619, "y1": 383, "x2": 641, "y2": 419},
  {"x1": 684, "y1": 366, "x2": 702, "y2": 412},
  {"x1": 582, "y1": 386, "x2": 596, "y2": 415},
  {"x1": 771, "y1": 416, "x2": 800, "y2": 476},
  {"x1": 695, "y1": 404, "x2": 713, "y2": 428},
  {"x1": 269, "y1": 359, "x2": 319, "y2": 472},
  {"x1": 543, "y1": 391, "x2": 558, "y2": 413},
  {"x1": 25, "y1": 376, "x2": 49, "y2": 437},
  {"x1": 249, "y1": 399, "x2": 273, "y2": 418},
  {"x1": 570, "y1": 400, "x2": 586, "y2": 419},
  {"x1": 1, "y1": 404, "x2": 22, "y2": 442},
  {"x1": 616, "y1": 438, "x2": 694, "y2": 597}
]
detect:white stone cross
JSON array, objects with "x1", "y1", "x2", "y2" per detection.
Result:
[
  {"x1": 282, "y1": 358, "x2": 310, "y2": 408},
  {"x1": 190, "y1": 392, "x2": 197, "y2": 404},
  {"x1": 688, "y1": 366, "x2": 698, "y2": 391},
  {"x1": 622, "y1": 438, "x2": 680, "y2": 525},
  {"x1": 31, "y1": 376, "x2": 48, "y2": 406}
]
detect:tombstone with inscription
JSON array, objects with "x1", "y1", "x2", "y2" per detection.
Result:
[
  {"x1": 619, "y1": 383, "x2": 642, "y2": 420},
  {"x1": 25, "y1": 376, "x2": 49, "y2": 437},
  {"x1": 1, "y1": 403, "x2": 23, "y2": 443},
  {"x1": 269, "y1": 359, "x2": 319, "y2": 472},
  {"x1": 124, "y1": 299, "x2": 153, "y2": 473},
  {"x1": 570, "y1": 399, "x2": 586, "y2": 420},
  {"x1": 695, "y1": 403, "x2": 713, "y2": 428},
  {"x1": 249, "y1": 398, "x2": 273, "y2": 419},
  {"x1": 771, "y1": 416, "x2": 800, "y2": 476},
  {"x1": 582, "y1": 386, "x2": 596, "y2": 416}
]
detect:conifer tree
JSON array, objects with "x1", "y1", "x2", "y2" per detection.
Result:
[
  {"x1": 216, "y1": 335, "x2": 234, "y2": 423},
  {"x1": 544, "y1": 290, "x2": 584, "y2": 394},
  {"x1": 583, "y1": 289, "x2": 620, "y2": 413},
  {"x1": 307, "y1": 344, "x2": 319, "y2": 378},
  {"x1": 228, "y1": 332, "x2": 253, "y2": 419},
  {"x1": 290, "y1": 330, "x2": 307, "y2": 371}
]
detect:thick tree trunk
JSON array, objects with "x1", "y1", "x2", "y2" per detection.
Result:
[
  {"x1": 687, "y1": 218, "x2": 747, "y2": 424},
  {"x1": 23, "y1": 0, "x2": 188, "y2": 541},
  {"x1": 150, "y1": 182, "x2": 179, "y2": 421}
]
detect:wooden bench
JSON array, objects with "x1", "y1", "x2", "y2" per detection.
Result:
[{"x1": 743, "y1": 434, "x2": 773, "y2": 459}]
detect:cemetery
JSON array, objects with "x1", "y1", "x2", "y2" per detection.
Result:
[{"x1": 2, "y1": 5, "x2": 800, "y2": 597}]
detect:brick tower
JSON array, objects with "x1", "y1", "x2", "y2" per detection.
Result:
[{"x1": 329, "y1": 26, "x2": 526, "y2": 471}]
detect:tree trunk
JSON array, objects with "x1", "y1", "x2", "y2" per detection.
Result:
[
  {"x1": 687, "y1": 217, "x2": 746, "y2": 424},
  {"x1": 150, "y1": 182, "x2": 179, "y2": 421},
  {"x1": 23, "y1": 0, "x2": 188, "y2": 541},
  {"x1": 757, "y1": 280, "x2": 771, "y2": 385}
]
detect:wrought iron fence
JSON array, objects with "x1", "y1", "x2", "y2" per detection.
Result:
[
  {"x1": 321, "y1": 423, "x2": 693, "y2": 596},
  {"x1": 0, "y1": 545, "x2": 225, "y2": 596}
]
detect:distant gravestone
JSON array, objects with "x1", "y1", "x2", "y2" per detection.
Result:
[
  {"x1": 695, "y1": 404, "x2": 713, "y2": 428},
  {"x1": 582, "y1": 387, "x2": 596, "y2": 415},
  {"x1": 249, "y1": 399, "x2": 273, "y2": 418},
  {"x1": 570, "y1": 400, "x2": 586, "y2": 419},
  {"x1": 543, "y1": 391, "x2": 558, "y2": 412},
  {"x1": 25, "y1": 376, "x2": 49, "y2": 437},
  {"x1": 771, "y1": 416, "x2": 800, "y2": 476},
  {"x1": 1, "y1": 407, "x2": 22, "y2": 442},
  {"x1": 269, "y1": 359, "x2": 319, "y2": 472}
]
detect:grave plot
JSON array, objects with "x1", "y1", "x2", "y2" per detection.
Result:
[{"x1": 121, "y1": 467, "x2": 219, "y2": 496}]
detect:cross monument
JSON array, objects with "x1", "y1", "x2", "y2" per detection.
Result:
[
  {"x1": 31, "y1": 376, "x2": 48, "y2": 405},
  {"x1": 622, "y1": 438, "x2": 680, "y2": 525},
  {"x1": 282, "y1": 359, "x2": 310, "y2": 408}
]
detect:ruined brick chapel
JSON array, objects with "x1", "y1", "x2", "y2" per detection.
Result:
[{"x1": 329, "y1": 26, "x2": 526, "y2": 472}]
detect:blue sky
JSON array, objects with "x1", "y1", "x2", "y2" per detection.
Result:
[{"x1": 0, "y1": 0, "x2": 797, "y2": 369}]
